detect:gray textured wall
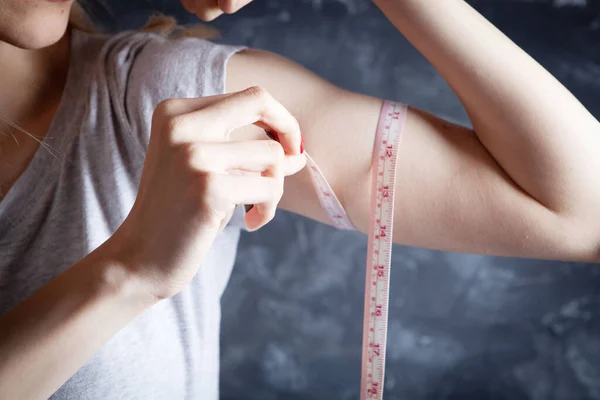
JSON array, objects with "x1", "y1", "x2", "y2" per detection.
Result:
[{"x1": 96, "y1": 1, "x2": 600, "y2": 399}]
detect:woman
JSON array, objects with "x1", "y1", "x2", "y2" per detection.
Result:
[{"x1": 0, "y1": 0, "x2": 598, "y2": 398}]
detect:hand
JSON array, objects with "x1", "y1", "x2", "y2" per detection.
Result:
[
  {"x1": 112, "y1": 87, "x2": 305, "y2": 301},
  {"x1": 180, "y1": 0, "x2": 254, "y2": 21}
]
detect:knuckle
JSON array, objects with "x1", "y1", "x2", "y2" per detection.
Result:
[
  {"x1": 191, "y1": 143, "x2": 211, "y2": 170},
  {"x1": 243, "y1": 85, "x2": 269, "y2": 102},
  {"x1": 152, "y1": 101, "x2": 174, "y2": 135},
  {"x1": 154, "y1": 99, "x2": 178, "y2": 120},
  {"x1": 164, "y1": 115, "x2": 187, "y2": 140},
  {"x1": 175, "y1": 143, "x2": 196, "y2": 168},
  {"x1": 196, "y1": 174, "x2": 229, "y2": 226}
]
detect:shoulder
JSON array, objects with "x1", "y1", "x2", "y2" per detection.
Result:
[
  {"x1": 74, "y1": 29, "x2": 244, "y2": 98},
  {"x1": 72, "y1": 29, "x2": 245, "y2": 143}
]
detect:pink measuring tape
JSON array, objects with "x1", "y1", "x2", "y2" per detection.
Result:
[
  {"x1": 265, "y1": 100, "x2": 406, "y2": 398},
  {"x1": 304, "y1": 100, "x2": 407, "y2": 399}
]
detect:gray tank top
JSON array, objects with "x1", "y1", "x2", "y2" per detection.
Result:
[{"x1": 0, "y1": 29, "x2": 245, "y2": 399}]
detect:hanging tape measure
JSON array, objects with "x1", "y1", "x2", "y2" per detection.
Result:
[{"x1": 268, "y1": 100, "x2": 406, "y2": 399}]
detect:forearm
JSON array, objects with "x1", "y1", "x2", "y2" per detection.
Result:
[
  {"x1": 375, "y1": 0, "x2": 600, "y2": 218},
  {"x1": 0, "y1": 240, "x2": 152, "y2": 400}
]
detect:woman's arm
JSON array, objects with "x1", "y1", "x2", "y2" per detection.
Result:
[
  {"x1": 0, "y1": 241, "x2": 151, "y2": 400},
  {"x1": 0, "y1": 91, "x2": 305, "y2": 400},
  {"x1": 226, "y1": 0, "x2": 600, "y2": 261},
  {"x1": 377, "y1": 0, "x2": 600, "y2": 219}
]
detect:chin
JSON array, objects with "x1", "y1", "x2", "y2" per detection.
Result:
[{"x1": 0, "y1": 0, "x2": 73, "y2": 50}]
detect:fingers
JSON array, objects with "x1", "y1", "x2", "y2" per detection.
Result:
[
  {"x1": 187, "y1": 139, "x2": 306, "y2": 230},
  {"x1": 153, "y1": 87, "x2": 305, "y2": 231},
  {"x1": 153, "y1": 94, "x2": 230, "y2": 121},
  {"x1": 218, "y1": 0, "x2": 253, "y2": 14},
  {"x1": 196, "y1": 7, "x2": 223, "y2": 22},
  {"x1": 215, "y1": 174, "x2": 282, "y2": 230},
  {"x1": 187, "y1": 140, "x2": 306, "y2": 176},
  {"x1": 201, "y1": 87, "x2": 302, "y2": 155},
  {"x1": 247, "y1": 141, "x2": 282, "y2": 231},
  {"x1": 187, "y1": 0, "x2": 254, "y2": 21},
  {"x1": 155, "y1": 87, "x2": 303, "y2": 156}
]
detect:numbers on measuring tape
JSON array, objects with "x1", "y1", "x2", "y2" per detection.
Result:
[
  {"x1": 371, "y1": 343, "x2": 381, "y2": 356},
  {"x1": 302, "y1": 101, "x2": 406, "y2": 400},
  {"x1": 360, "y1": 101, "x2": 406, "y2": 400},
  {"x1": 372, "y1": 304, "x2": 383, "y2": 317}
]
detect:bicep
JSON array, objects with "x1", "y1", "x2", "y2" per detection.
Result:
[
  {"x1": 226, "y1": 49, "x2": 380, "y2": 225},
  {"x1": 226, "y1": 49, "x2": 580, "y2": 259}
]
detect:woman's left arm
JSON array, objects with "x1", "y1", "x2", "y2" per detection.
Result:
[{"x1": 226, "y1": 0, "x2": 600, "y2": 262}]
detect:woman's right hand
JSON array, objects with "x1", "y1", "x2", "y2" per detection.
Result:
[{"x1": 112, "y1": 87, "x2": 306, "y2": 301}]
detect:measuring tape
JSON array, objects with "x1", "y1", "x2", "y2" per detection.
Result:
[
  {"x1": 265, "y1": 100, "x2": 406, "y2": 398},
  {"x1": 304, "y1": 100, "x2": 406, "y2": 399}
]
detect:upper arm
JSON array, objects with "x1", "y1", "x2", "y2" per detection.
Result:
[{"x1": 226, "y1": 49, "x2": 593, "y2": 260}]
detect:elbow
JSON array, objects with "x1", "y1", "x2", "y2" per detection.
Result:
[{"x1": 540, "y1": 183, "x2": 600, "y2": 263}]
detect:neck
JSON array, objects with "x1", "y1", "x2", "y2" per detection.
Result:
[
  {"x1": 0, "y1": 30, "x2": 71, "y2": 137},
  {"x1": 0, "y1": 30, "x2": 71, "y2": 199}
]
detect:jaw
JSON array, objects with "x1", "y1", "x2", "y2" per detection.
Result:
[{"x1": 0, "y1": 0, "x2": 73, "y2": 50}]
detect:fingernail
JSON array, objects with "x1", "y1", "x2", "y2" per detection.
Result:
[{"x1": 300, "y1": 134, "x2": 305, "y2": 154}]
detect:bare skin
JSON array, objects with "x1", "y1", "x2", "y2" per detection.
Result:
[
  {"x1": 224, "y1": 0, "x2": 600, "y2": 261},
  {"x1": 0, "y1": 0, "x2": 599, "y2": 399},
  {"x1": 0, "y1": 16, "x2": 70, "y2": 199}
]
